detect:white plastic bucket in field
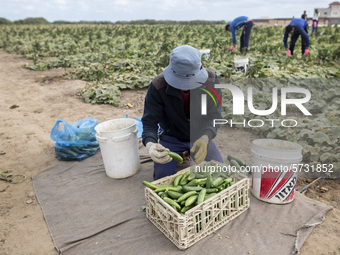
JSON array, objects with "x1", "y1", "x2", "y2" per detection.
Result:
[
  {"x1": 199, "y1": 49, "x2": 211, "y2": 60},
  {"x1": 251, "y1": 139, "x2": 303, "y2": 204},
  {"x1": 234, "y1": 57, "x2": 249, "y2": 73},
  {"x1": 95, "y1": 118, "x2": 136, "y2": 138},
  {"x1": 95, "y1": 118, "x2": 140, "y2": 179}
]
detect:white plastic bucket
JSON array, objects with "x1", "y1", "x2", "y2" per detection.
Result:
[
  {"x1": 234, "y1": 57, "x2": 249, "y2": 73},
  {"x1": 251, "y1": 139, "x2": 303, "y2": 204},
  {"x1": 95, "y1": 119, "x2": 140, "y2": 179},
  {"x1": 199, "y1": 49, "x2": 211, "y2": 60},
  {"x1": 95, "y1": 118, "x2": 136, "y2": 138}
]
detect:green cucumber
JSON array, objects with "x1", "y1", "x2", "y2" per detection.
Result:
[
  {"x1": 142, "y1": 180, "x2": 158, "y2": 190},
  {"x1": 177, "y1": 191, "x2": 197, "y2": 203},
  {"x1": 185, "y1": 195, "x2": 198, "y2": 207},
  {"x1": 167, "y1": 186, "x2": 183, "y2": 192},
  {"x1": 171, "y1": 205, "x2": 179, "y2": 211},
  {"x1": 205, "y1": 188, "x2": 219, "y2": 193},
  {"x1": 211, "y1": 177, "x2": 223, "y2": 188},
  {"x1": 154, "y1": 185, "x2": 182, "y2": 193},
  {"x1": 227, "y1": 154, "x2": 248, "y2": 167},
  {"x1": 206, "y1": 173, "x2": 212, "y2": 188},
  {"x1": 204, "y1": 193, "x2": 217, "y2": 201},
  {"x1": 58, "y1": 147, "x2": 78, "y2": 157},
  {"x1": 218, "y1": 184, "x2": 226, "y2": 191},
  {"x1": 168, "y1": 151, "x2": 183, "y2": 164},
  {"x1": 160, "y1": 191, "x2": 168, "y2": 198},
  {"x1": 187, "y1": 172, "x2": 196, "y2": 181},
  {"x1": 181, "y1": 185, "x2": 203, "y2": 192},
  {"x1": 194, "y1": 144, "x2": 200, "y2": 153},
  {"x1": 163, "y1": 197, "x2": 181, "y2": 211},
  {"x1": 230, "y1": 159, "x2": 241, "y2": 170},
  {"x1": 183, "y1": 170, "x2": 191, "y2": 178},
  {"x1": 224, "y1": 178, "x2": 233, "y2": 183},
  {"x1": 194, "y1": 173, "x2": 206, "y2": 179},
  {"x1": 219, "y1": 172, "x2": 230, "y2": 179},
  {"x1": 186, "y1": 178, "x2": 207, "y2": 186},
  {"x1": 173, "y1": 174, "x2": 183, "y2": 186},
  {"x1": 154, "y1": 185, "x2": 173, "y2": 193},
  {"x1": 167, "y1": 190, "x2": 184, "y2": 199},
  {"x1": 179, "y1": 176, "x2": 188, "y2": 186},
  {"x1": 197, "y1": 188, "x2": 206, "y2": 205},
  {"x1": 180, "y1": 205, "x2": 194, "y2": 213},
  {"x1": 197, "y1": 179, "x2": 207, "y2": 186},
  {"x1": 186, "y1": 179, "x2": 198, "y2": 186}
]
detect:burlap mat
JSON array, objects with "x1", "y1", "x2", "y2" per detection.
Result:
[{"x1": 33, "y1": 149, "x2": 332, "y2": 255}]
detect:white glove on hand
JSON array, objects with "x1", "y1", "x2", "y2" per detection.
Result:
[
  {"x1": 190, "y1": 135, "x2": 209, "y2": 164},
  {"x1": 146, "y1": 142, "x2": 172, "y2": 164}
]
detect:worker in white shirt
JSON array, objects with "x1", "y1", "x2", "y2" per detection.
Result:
[{"x1": 312, "y1": 9, "x2": 319, "y2": 36}]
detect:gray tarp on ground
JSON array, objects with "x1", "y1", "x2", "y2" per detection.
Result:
[{"x1": 32, "y1": 148, "x2": 333, "y2": 255}]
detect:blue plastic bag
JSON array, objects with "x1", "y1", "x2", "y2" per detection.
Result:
[
  {"x1": 135, "y1": 117, "x2": 162, "y2": 139},
  {"x1": 50, "y1": 118, "x2": 99, "y2": 161},
  {"x1": 136, "y1": 117, "x2": 143, "y2": 139}
]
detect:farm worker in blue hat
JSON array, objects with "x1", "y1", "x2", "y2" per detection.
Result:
[
  {"x1": 225, "y1": 16, "x2": 254, "y2": 54},
  {"x1": 283, "y1": 18, "x2": 310, "y2": 56},
  {"x1": 142, "y1": 45, "x2": 224, "y2": 180}
]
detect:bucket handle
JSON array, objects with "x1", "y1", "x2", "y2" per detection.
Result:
[{"x1": 96, "y1": 128, "x2": 138, "y2": 143}]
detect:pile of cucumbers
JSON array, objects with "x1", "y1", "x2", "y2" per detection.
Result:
[
  {"x1": 55, "y1": 142, "x2": 99, "y2": 161},
  {"x1": 143, "y1": 166, "x2": 237, "y2": 216},
  {"x1": 54, "y1": 129, "x2": 99, "y2": 161}
]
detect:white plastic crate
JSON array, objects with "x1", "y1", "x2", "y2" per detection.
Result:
[{"x1": 144, "y1": 162, "x2": 250, "y2": 250}]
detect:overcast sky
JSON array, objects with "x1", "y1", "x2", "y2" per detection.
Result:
[{"x1": 0, "y1": 0, "x2": 333, "y2": 22}]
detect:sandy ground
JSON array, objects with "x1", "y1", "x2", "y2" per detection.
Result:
[{"x1": 0, "y1": 50, "x2": 339, "y2": 255}]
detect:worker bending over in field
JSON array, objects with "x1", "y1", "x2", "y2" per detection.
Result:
[
  {"x1": 225, "y1": 16, "x2": 254, "y2": 54},
  {"x1": 142, "y1": 45, "x2": 223, "y2": 180},
  {"x1": 283, "y1": 18, "x2": 310, "y2": 56}
]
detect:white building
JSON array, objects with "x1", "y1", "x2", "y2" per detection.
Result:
[
  {"x1": 318, "y1": 2, "x2": 340, "y2": 18},
  {"x1": 253, "y1": 2, "x2": 340, "y2": 26}
]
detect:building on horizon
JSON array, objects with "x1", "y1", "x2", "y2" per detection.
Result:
[
  {"x1": 317, "y1": 1, "x2": 340, "y2": 25},
  {"x1": 254, "y1": 2, "x2": 340, "y2": 26}
]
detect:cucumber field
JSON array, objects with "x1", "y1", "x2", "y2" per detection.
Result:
[
  {"x1": 1, "y1": 24, "x2": 339, "y2": 173},
  {"x1": 0, "y1": 23, "x2": 339, "y2": 255}
]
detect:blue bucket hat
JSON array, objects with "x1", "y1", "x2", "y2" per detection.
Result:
[{"x1": 163, "y1": 45, "x2": 208, "y2": 90}]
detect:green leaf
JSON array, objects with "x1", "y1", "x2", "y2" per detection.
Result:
[
  {"x1": 335, "y1": 153, "x2": 340, "y2": 162},
  {"x1": 310, "y1": 146, "x2": 320, "y2": 156},
  {"x1": 320, "y1": 152, "x2": 334, "y2": 163},
  {"x1": 313, "y1": 132, "x2": 330, "y2": 144},
  {"x1": 297, "y1": 129, "x2": 314, "y2": 139},
  {"x1": 329, "y1": 127, "x2": 340, "y2": 139}
]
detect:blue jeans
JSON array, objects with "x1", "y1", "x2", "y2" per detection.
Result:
[
  {"x1": 290, "y1": 27, "x2": 308, "y2": 55},
  {"x1": 240, "y1": 21, "x2": 254, "y2": 54},
  {"x1": 153, "y1": 134, "x2": 223, "y2": 180}
]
